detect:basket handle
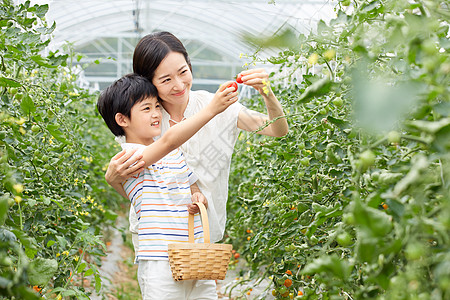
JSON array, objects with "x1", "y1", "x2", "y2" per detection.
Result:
[{"x1": 188, "y1": 201, "x2": 210, "y2": 244}]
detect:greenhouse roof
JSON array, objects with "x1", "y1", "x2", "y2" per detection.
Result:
[{"x1": 33, "y1": 0, "x2": 338, "y2": 90}]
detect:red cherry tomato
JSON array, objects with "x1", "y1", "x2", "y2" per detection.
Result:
[
  {"x1": 227, "y1": 81, "x2": 238, "y2": 92},
  {"x1": 236, "y1": 73, "x2": 243, "y2": 84}
]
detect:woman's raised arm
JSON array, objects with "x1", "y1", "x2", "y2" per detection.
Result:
[{"x1": 236, "y1": 68, "x2": 289, "y2": 137}]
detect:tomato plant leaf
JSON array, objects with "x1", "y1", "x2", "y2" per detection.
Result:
[
  {"x1": 46, "y1": 124, "x2": 70, "y2": 144},
  {"x1": 84, "y1": 268, "x2": 94, "y2": 276},
  {"x1": 20, "y1": 94, "x2": 36, "y2": 114},
  {"x1": 77, "y1": 262, "x2": 86, "y2": 273},
  {"x1": 0, "y1": 196, "x2": 9, "y2": 226},
  {"x1": 27, "y1": 257, "x2": 58, "y2": 286},
  {"x1": 30, "y1": 55, "x2": 56, "y2": 68},
  {"x1": 298, "y1": 77, "x2": 333, "y2": 103},
  {"x1": 94, "y1": 274, "x2": 102, "y2": 293},
  {"x1": 0, "y1": 76, "x2": 21, "y2": 87}
]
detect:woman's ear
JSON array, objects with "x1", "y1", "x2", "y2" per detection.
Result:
[{"x1": 115, "y1": 113, "x2": 128, "y2": 128}]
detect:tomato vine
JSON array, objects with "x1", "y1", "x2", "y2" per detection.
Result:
[{"x1": 226, "y1": 0, "x2": 449, "y2": 299}]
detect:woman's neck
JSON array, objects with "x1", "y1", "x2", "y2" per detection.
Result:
[{"x1": 162, "y1": 99, "x2": 189, "y2": 123}]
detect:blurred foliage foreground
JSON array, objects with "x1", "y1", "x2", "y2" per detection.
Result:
[
  {"x1": 0, "y1": 1, "x2": 123, "y2": 299},
  {"x1": 226, "y1": 0, "x2": 449, "y2": 299}
]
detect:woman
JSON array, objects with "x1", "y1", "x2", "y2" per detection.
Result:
[{"x1": 106, "y1": 31, "x2": 288, "y2": 245}]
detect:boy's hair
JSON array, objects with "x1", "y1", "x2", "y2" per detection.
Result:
[{"x1": 97, "y1": 73, "x2": 158, "y2": 136}]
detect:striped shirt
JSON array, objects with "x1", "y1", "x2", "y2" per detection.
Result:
[{"x1": 121, "y1": 143, "x2": 203, "y2": 261}]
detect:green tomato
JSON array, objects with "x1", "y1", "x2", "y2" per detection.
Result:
[
  {"x1": 336, "y1": 232, "x2": 353, "y2": 247},
  {"x1": 387, "y1": 131, "x2": 401, "y2": 144},
  {"x1": 309, "y1": 235, "x2": 318, "y2": 245},
  {"x1": 10, "y1": 88, "x2": 18, "y2": 95},
  {"x1": 298, "y1": 142, "x2": 305, "y2": 150},
  {"x1": 314, "y1": 151, "x2": 324, "y2": 160},
  {"x1": 300, "y1": 157, "x2": 310, "y2": 166},
  {"x1": 341, "y1": 0, "x2": 350, "y2": 6},
  {"x1": 423, "y1": 57, "x2": 438, "y2": 72},
  {"x1": 31, "y1": 125, "x2": 40, "y2": 133},
  {"x1": 405, "y1": 242, "x2": 425, "y2": 260},
  {"x1": 359, "y1": 150, "x2": 376, "y2": 169},
  {"x1": 332, "y1": 97, "x2": 344, "y2": 107},
  {"x1": 278, "y1": 286, "x2": 288, "y2": 295},
  {"x1": 421, "y1": 39, "x2": 437, "y2": 55},
  {"x1": 342, "y1": 213, "x2": 355, "y2": 225},
  {"x1": 15, "y1": 93, "x2": 23, "y2": 100}
]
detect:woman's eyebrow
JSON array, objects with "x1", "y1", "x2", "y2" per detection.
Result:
[{"x1": 156, "y1": 65, "x2": 187, "y2": 80}]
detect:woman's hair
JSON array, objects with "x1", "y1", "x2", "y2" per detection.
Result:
[
  {"x1": 97, "y1": 73, "x2": 158, "y2": 136},
  {"x1": 133, "y1": 31, "x2": 192, "y2": 82}
]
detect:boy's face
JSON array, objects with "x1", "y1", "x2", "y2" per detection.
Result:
[{"x1": 122, "y1": 96, "x2": 162, "y2": 145}]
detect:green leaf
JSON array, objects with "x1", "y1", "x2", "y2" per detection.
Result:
[
  {"x1": 55, "y1": 235, "x2": 68, "y2": 249},
  {"x1": 77, "y1": 262, "x2": 87, "y2": 273},
  {"x1": 84, "y1": 268, "x2": 94, "y2": 276},
  {"x1": 94, "y1": 274, "x2": 102, "y2": 293},
  {"x1": 0, "y1": 228, "x2": 17, "y2": 243},
  {"x1": 27, "y1": 258, "x2": 58, "y2": 286},
  {"x1": 303, "y1": 254, "x2": 352, "y2": 279},
  {"x1": 327, "y1": 116, "x2": 348, "y2": 129},
  {"x1": 30, "y1": 55, "x2": 56, "y2": 68},
  {"x1": 0, "y1": 77, "x2": 21, "y2": 87},
  {"x1": 406, "y1": 118, "x2": 450, "y2": 134},
  {"x1": 104, "y1": 209, "x2": 118, "y2": 221},
  {"x1": 46, "y1": 240, "x2": 55, "y2": 247},
  {"x1": 20, "y1": 94, "x2": 36, "y2": 114},
  {"x1": 352, "y1": 199, "x2": 392, "y2": 237},
  {"x1": 34, "y1": 4, "x2": 49, "y2": 18},
  {"x1": 298, "y1": 77, "x2": 333, "y2": 103},
  {"x1": 0, "y1": 196, "x2": 9, "y2": 226},
  {"x1": 11, "y1": 229, "x2": 38, "y2": 250},
  {"x1": 46, "y1": 124, "x2": 70, "y2": 144}
]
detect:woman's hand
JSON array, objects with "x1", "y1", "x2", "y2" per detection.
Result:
[
  {"x1": 236, "y1": 68, "x2": 289, "y2": 137},
  {"x1": 237, "y1": 68, "x2": 273, "y2": 97},
  {"x1": 187, "y1": 192, "x2": 208, "y2": 214},
  {"x1": 207, "y1": 81, "x2": 239, "y2": 115},
  {"x1": 105, "y1": 148, "x2": 145, "y2": 186}
]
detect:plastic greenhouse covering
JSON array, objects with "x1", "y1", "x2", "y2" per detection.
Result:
[{"x1": 31, "y1": 0, "x2": 337, "y2": 91}]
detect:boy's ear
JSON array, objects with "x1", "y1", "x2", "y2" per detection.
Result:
[{"x1": 115, "y1": 113, "x2": 128, "y2": 127}]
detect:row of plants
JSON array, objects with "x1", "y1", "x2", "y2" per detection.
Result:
[
  {"x1": 226, "y1": 0, "x2": 449, "y2": 299},
  {"x1": 0, "y1": 1, "x2": 123, "y2": 298}
]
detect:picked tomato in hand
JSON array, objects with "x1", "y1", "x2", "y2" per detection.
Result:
[
  {"x1": 227, "y1": 81, "x2": 238, "y2": 92},
  {"x1": 236, "y1": 73, "x2": 244, "y2": 84}
]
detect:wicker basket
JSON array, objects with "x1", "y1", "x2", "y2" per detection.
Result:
[{"x1": 167, "y1": 202, "x2": 233, "y2": 281}]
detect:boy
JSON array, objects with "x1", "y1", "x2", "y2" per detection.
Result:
[{"x1": 97, "y1": 73, "x2": 238, "y2": 299}]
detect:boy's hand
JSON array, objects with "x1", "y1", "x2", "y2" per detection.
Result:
[
  {"x1": 236, "y1": 68, "x2": 272, "y2": 96},
  {"x1": 187, "y1": 192, "x2": 208, "y2": 214},
  {"x1": 208, "y1": 81, "x2": 239, "y2": 115},
  {"x1": 105, "y1": 149, "x2": 145, "y2": 185}
]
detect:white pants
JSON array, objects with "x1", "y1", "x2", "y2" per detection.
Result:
[{"x1": 138, "y1": 260, "x2": 218, "y2": 300}]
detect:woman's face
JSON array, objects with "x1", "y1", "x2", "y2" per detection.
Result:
[{"x1": 152, "y1": 52, "x2": 193, "y2": 106}]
